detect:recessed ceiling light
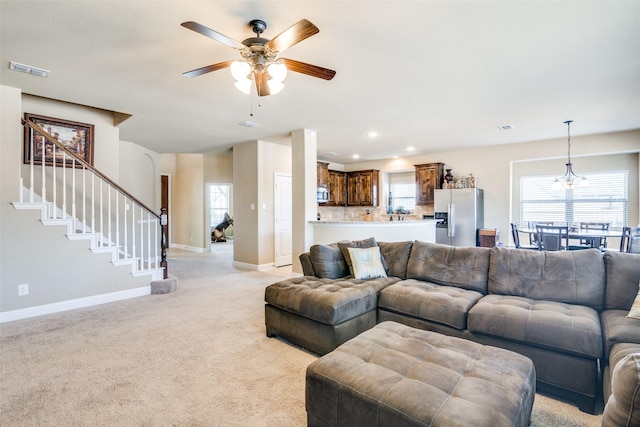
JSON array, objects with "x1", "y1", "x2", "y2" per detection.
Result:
[
  {"x1": 392, "y1": 155, "x2": 399, "y2": 159},
  {"x1": 406, "y1": 146, "x2": 415, "y2": 152},
  {"x1": 238, "y1": 120, "x2": 260, "y2": 128},
  {"x1": 366, "y1": 131, "x2": 378, "y2": 138},
  {"x1": 9, "y1": 61, "x2": 50, "y2": 77},
  {"x1": 352, "y1": 154, "x2": 360, "y2": 159},
  {"x1": 498, "y1": 124, "x2": 515, "y2": 131}
]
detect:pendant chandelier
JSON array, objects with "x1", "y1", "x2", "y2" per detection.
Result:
[{"x1": 552, "y1": 120, "x2": 590, "y2": 190}]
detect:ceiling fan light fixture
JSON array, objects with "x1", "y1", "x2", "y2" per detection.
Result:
[
  {"x1": 267, "y1": 62, "x2": 287, "y2": 82},
  {"x1": 234, "y1": 78, "x2": 252, "y2": 94},
  {"x1": 230, "y1": 61, "x2": 251, "y2": 81},
  {"x1": 267, "y1": 80, "x2": 284, "y2": 95}
]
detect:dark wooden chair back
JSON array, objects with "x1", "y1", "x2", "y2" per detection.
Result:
[
  {"x1": 536, "y1": 225, "x2": 569, "y2": 251},
  {"x1": 620, "y1": 226, "x2": 640, "y2": 253},
  {"x1": 580, "y1": 222, "x2": 610, "y2": 248}
]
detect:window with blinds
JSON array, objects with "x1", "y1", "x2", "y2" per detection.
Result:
[
  {"x1": 209, "y1": 184, "x2": 231, "y2": 227},
  {"x1": 520, "y1": 171, "x2": 628, "y2": 229},
  {"x1": 388, "y1": 171, "x2": 416, "y2": 212}
]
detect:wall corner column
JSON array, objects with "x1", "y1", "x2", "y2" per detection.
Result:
[{"x1": 291, "y1": 129, "x2": 317, "y2": 273}]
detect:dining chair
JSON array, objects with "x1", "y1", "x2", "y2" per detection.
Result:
[
  {"x1": 535, "y1": 225, "x2": 569, "y2": 251},
  {"x1": 620, "y1": 226, "x2": 640, "y2": 253},
  {"x1": 510, "y1": 223, "x2": 538, "y2": 250},
  {"x1": 581, "y1": 222, "x2": 610, "y2": 248},
  {"x1": 527, "y1": 221, "x2": 553, "y2": 246}
]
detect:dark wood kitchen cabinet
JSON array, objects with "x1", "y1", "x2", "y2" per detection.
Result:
[
  {"x1": 415, "y1": 162, "x2": 444, "y2": 206},
  {"x1": 317, "y1": 161, "x2": 329, "y2": 187},
  {"x1": 327, "y1": 170, "x2": 346, "y2": 206},
  {"x1": 347, "y1": 170, "x2": 379, "y2": 206}
]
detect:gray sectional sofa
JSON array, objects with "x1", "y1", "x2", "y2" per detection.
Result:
[{"x1": 264, "y1": 240, "x2": 640, "y2": 418}]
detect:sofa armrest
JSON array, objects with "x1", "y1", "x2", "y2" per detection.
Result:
[
  {"x1": 602, "y1": 351, "x2": 640, "y2": 426},
  {"x1": 299, "y1": 252, "x2": 316, "y2": 276}
]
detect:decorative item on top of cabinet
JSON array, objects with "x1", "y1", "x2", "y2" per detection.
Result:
[
  {"x1": 415, "y1": 162, "x2": 444, "y2": 206},
  {"x1": 317, "y1": 161, "x2": 329, "y2": 187},
  {"x1": 327, "y1": 170, "x2": 346, "y2": 206},
  {"x1": 347, "y1": 169, "x2": 379, "y2": 206}
]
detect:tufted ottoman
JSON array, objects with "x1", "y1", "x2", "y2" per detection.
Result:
[
  {"x1": 306, "y1": 321, "x2": 536, "y2": 427},
  {"x1": 265, "y1": 276, "x2": 399, "y2": 355}
]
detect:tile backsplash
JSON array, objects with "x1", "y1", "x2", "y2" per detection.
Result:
[{"x1": 317, "y1": 205, "x2": 433, "y2": 221}]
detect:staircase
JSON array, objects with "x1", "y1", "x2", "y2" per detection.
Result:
[{"x1": 3, "y1": 118, "x2": 167, "y2": 322}]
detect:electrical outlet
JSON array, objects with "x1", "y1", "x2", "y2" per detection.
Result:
[{"x1": 18, "y1": 284, "x2": 29, "y2": 296}]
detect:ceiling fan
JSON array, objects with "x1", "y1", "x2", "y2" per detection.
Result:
[{"x1": 181, "y1": 19, "x2": 336, "y2": 96}]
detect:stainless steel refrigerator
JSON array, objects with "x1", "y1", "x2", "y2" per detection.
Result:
[{"x1": 434, "y1": 188, "x2": 484, "y2": 247}]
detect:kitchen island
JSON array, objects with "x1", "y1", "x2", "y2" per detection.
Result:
[{"x1": 311, "y1": 220, "x2": 438, "y2": 245}]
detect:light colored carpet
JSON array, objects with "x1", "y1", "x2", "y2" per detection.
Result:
[{"x1": 0, "y1": 245, "x2": 602, "y2": 426}]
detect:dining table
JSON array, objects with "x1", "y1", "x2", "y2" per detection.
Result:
[{"x1": 519, "y1": 227, "x2": 624, "y2": 250}]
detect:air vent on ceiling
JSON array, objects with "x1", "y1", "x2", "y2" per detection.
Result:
[
  {"x1": 498, "y1": 124, "x2": 515, "y2": 131},
  {"x1": 9, "y1": 61, "x2": 50, "y2": 77},
  {"x1": 238, "y1": 120, "x2": 261, "y2": 128}
]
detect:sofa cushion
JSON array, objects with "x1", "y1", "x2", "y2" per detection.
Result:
[
  {"x1": 264, "y1": 276, "x2": 399, "y2": 325},
  {"x1": 406, "y1": 241, "x2": 490, "y2": 293},
  {"x1": 604, "y1": 251, "x2": 640, "y2": 310},
  {"x1": 309, "y1": 242, "x2": 350, "y2": 279},
  {"x1": 601, "y1": 309, "x2": 640, "y2": 358},
  {"x1": 468, "y1": 294, "x2": 602, "y2": 358},
  {"x1": 378, "y1": 241, "x2": 413, "y2": 279},
  {"x1": 602, "y1": 351, "x2": 640, "y2": 427},
  {"x1": 378, "y1": 279, "x2": 484, "y2": 330},
  {"x1": 604, "y1": 343, "x2": 640, "y2": 402},
  {"x1": 488, "y1": 247, "x2": 604, "y2": 309},
  {"x1": 348, "y1": 246, "x2": 387, "y2": 280},
  {"x1": 338, "y1": 237, "x2": 388, "y2": 276}
]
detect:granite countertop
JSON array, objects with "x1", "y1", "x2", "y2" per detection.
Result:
[{"x1": 311, "y1": 219, "x2": 439, "y2": 224}]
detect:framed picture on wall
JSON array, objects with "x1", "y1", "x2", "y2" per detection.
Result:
[{"x1": 23, "y1": 113, "x2": 94, "y2": 167}]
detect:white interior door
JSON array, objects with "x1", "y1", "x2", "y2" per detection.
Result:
[{"x1": 274, "y1": 173, "x2": 292, "y2": 266}]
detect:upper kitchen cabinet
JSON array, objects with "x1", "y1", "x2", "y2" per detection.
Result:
[
  {"x1": 347, "y1": 170, "x2": 379, "y2": 206},
  {"x1": 317, "y1": 162, "x2": 329, "y2": 187},
  {"x1": 328, "y1": 170, "x2": 346, "y2": 206},
  {"x1": 415, "y1": 163, "x2": 444, "y2": 206}
]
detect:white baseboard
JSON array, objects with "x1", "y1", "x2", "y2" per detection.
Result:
[
  {"x1": 232, "y1": 261, "x2": 275, "y2": 271},
  {"x1": 169, "y1": 243, "x2": 205, "y2": 253},
  {"x1": 0, "y1": 286, "x2": 151, "y2": 323}
]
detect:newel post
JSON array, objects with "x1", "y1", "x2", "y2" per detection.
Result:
[{"x1": 160, "y1": 207, "x2": 168, "y2": 279}]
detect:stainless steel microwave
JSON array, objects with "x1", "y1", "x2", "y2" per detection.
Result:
[{"x1": 317, "y1": 185, "x2": 329, "y2": 203}]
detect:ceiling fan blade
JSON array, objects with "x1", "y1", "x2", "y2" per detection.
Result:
[
  {"x1": 254, "y1": 72, "x2": 271, "y2": 97},
  {"x1": 183, "y1": 60, "x2": 233, "y2": 78},
  {"x1": 281, "y1": 58, "x2": 336, "y2": 80},
  {"x1": 181, "y1": 21, "x2": 246, "y2": 50},
  {"x1": 266, "y1": 19, "x2": 319, "y2": 53}
]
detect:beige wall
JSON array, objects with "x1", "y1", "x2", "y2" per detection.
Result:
[
  {"x1": 322, "y1": 129, "x2": 640, "y2": 247},
  {"x1": 231, "y1": 140, "x2": 293, "y2": 268},
  {"x1": 160, "y1": 152, "x2": 235, "y2": 251},
  {"x1": 232, "y1": 142, "x2": 259, "y2": 265},
  {"x1": 0, "y1": 86, "x2": 156, "y2": 314},
  {"x1": 204, "y1": 151, "x2": 233, "y2": 183},
  {"x1": 171, "y1": 154, "x2": 205, "y2": 249}
]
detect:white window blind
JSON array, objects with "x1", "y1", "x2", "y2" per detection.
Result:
[
  {"x1": 209, "y1": 184, "x2": 231, "y2": 227},
  {"x1": 520, "y1": 171, "x2": 628, "y2": 229},
  {"x1": 388, "y1": 172, "x2": 416, "y2": 212}
]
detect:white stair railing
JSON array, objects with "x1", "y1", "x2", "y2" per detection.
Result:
[{"x1": 18, "y1": 118, "x2": 167, "y2": 279}]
